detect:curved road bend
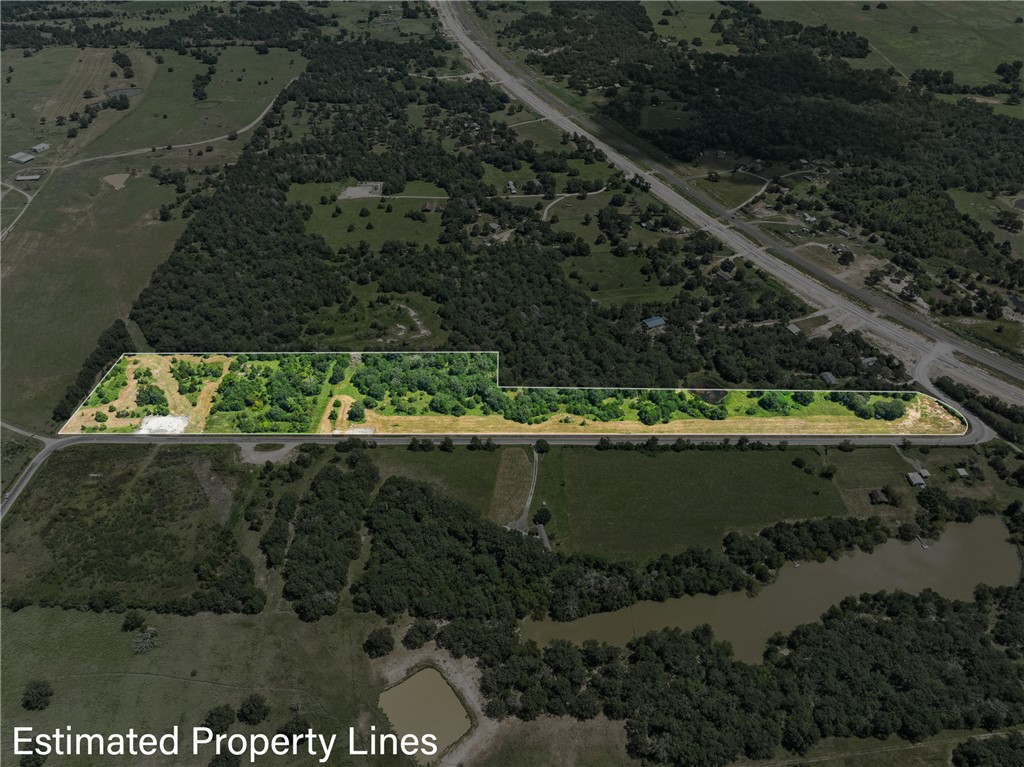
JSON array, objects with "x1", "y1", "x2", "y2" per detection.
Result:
[
  {"x1": 434, "y1": 2, "x2": 1024, "y2": 405},
  {"x1": 0, "y1": 417, "x2": 988, "y2": 520}
]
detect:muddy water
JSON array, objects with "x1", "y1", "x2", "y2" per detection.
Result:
[
  {"x1": 523, "y1": 516, "x2": 1019, "y2": 663},
  {"x1": 378, "y1": 667, "x2": 471, "y2": 763}
]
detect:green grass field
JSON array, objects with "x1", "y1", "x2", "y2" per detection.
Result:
[
  {"x1": 79, "y1": 48, "x2": 306, "y2": 157},
  {"x1": 535, "y1": 447, "x2": 847, "y2": 560},
  {"x1": 0, "y1": 605, "x2": 403, "y2": 767},
  {"x1": 1, "y1": 157, "x2": 187, "y2": 432},
  {"x1": 947, "y1": 189, "x2": 1024, "y2": 256},
  {"x1": 373, "y1": 447, "x2": 506, "y2": 513},
  {"x1": 692, "y1": 173, "x2": 765, "y2": 209},
  {"x1": 757, "y1": 1, "x2": 1024, "y2": 85}
]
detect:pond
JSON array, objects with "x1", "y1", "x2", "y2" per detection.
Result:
[
  {"x1": 377, "y1": 666, "x2": 471, "y2": 764},
  {"x1": 523, "y1": 515, "x2": 1019, "y2": 663}
]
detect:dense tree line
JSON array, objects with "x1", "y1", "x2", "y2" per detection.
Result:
[
  {"x1": 282, "y1": 452, "x2": 378, "y2": 621},
  {"x1": 258, "y1": 491, "x2": 298, "y2": 569},
  {"x1": 952, "y1": 731, "x2": 1024, "y2": 767},
  {"x1": 52, "y1": 320, "x2": 135, "y2": 423},
  {"x1": 934, "y1": 376, "x2": 1024, "y2": 445}
]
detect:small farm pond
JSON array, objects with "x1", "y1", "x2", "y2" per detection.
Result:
[{"x1": 377, "y1": 667, "x2": 471, "y2": 763}]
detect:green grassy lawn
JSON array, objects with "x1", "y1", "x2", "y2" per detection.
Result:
[
  {"x1": 288, "y1": 182, "x2": 445, "y2": 250},
  {"x1": 643, "y1": 1, "x2": 740, "y2": 52},
  {"x1": 0, "y1": 605, "x2": 403, "y2": 767},
  {"x1": 1, "y1": 46, "x2": 87, "y2": 155},
  {"x1": 372, "y1": 447, "x2": 507, "y2": 514},
  {"x1": 0, "y1": 445, "x2": 251, "y2": 606},
  {"x1": 510, "y1": 117, "x2": 566, "y2": 149},
  {"x1": 79, "y1": 48, "x2": 306, "y2": 157},
  {"x1": 0, "y1": 158, "x2": 187, "y2": 432},
  {"x1": 0, "y1": 428, "x2": 42, "y2": 495},
  {"x1": 562, "y1": 251, "x2": 678, "y2": 306},
  {"x1": 535, "y1": 447, "x2": 846, "y2": 560},
  {"x1": 944, "y1": 317, "x2": 1024, "y2": 359},
  {"x1": 947, "y1": 189, "x2": 1024, "y2": 256},
  {"x1": 757, "y1": 1, "x2": 1024, "y2": 85},
  {"x1": 693, "y1": 173, "x2": 765, "y2": 209}
]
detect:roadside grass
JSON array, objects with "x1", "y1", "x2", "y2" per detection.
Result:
[
  {"x1": 0, "y1": 428, "x2": 42, "y2": 495},
  {"x1": 535, "y1": 447, "x2": 846, "y2": 560},
  {"x1": 79, "y1": 48, "x2": 306, "y2": 157},
  {"x1": 510, "y1": 117, "x2": 565, "y2": 149},
  {"x1": 693, "y1": 173, "x2": 765, "y2": 209},
  {"x1": 943, "y1": 317, "x2": 1024, "y2": 359},
  {"x1": 0, "y1": 445, "x2": 248, "y2": 605},
  {"x1": 757, "y1": 1, "x2": 1024, "y2": 86},
  {"x1": 372, "y1": 447, "x2": 506, "y2": 514},
  {"x1": 0, "y1": 605, "x2": 402, "y2": 767},
  {"x1": 562, "y1": 250, "x2": 678, "y2": 306},
  {"x1": 947, "y1": 189, "x2": 1024, "y2": 256},
  {"x1": 0, "y1": 157, "x2": 187, "y2": 432}
]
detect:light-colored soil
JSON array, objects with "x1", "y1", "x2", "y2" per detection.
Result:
[
  {"x1": 60, "y1": 362, "x2": 140, "y2": 433},
  {"x1": 317, "y1": 394, "x2": 353, "y2": 434},
  {"x1": 101, "y1": 173, "x2": 130, "y2": 190},
  {"x1": 187, "y1": 359, "x2": 229, "y2": 433},
  {"x1": 338, "y1": 182, "x2": 384, "y2": 200},
  {"x1": 487, "y1": 447, "x2": 534, "y2": 526}
]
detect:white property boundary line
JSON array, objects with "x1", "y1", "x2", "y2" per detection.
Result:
[{"x1": 61, "y1": 351, "x2": 970, "y2": 437}]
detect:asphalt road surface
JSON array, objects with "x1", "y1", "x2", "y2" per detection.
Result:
[{"x1": 433, "y1": 1, "x2": 1024, "y2": 406}]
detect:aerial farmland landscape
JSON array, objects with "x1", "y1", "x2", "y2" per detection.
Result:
[{"x1": 1, "y1": 2, "x2": 1023, "y2": 767}]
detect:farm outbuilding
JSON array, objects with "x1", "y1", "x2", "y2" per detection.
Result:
[
  {"x1": 642, "y1": 316, "x2": 666, "y2": 331},
  {"x1": 8, "y1": 152, "x2": 35, "y2": 164},
  {"x1": 906, "y1": 472, "x2": 926, "y2": 487},
  {"x1": 30, "y1": 143, "x2": 51, "y2": 153}
]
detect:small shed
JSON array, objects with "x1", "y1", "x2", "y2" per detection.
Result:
[
  {"x1": 907, "y1": 472, "x2": 925, "y2": 487},
  {"x1": 956, "y1": 468, "x2": 969, "y2": 478},
  {"x1": 819, "y1": 371, "x2": 838, "y2": 386},
  {"x1": 716, "y1": 269, "x2": 734, "y2": 282},
  {"x1": 642, "y1": 316, "x2": 666, "y2": 331},
  {"x1": 15, "y1": 173, "x2": 41, "y2": 181},
  {"x1": 869, "y1": 489, "x2": 890, "y2": 505},
  {"x1": 8, "y1": 152, "x2": 35, "y2": 164},
  {"x1": 30, "y1": 142, "x2": 50, "y2": 153},
  {"x1": 488, "y1": 222, "x2": 500, "y2": 232},
  {"x1": 860, "y1": 356, "x2": 877, "y2": 366},
  {"x1": 918, "y1": 469, "x2": 931, "y2": 479},
  {"x1": 786, "y1": 323, "x2": 801, "y2": 336},
  {"x1": 506, "y1": 181, "x2": 517, "y2": 194}
]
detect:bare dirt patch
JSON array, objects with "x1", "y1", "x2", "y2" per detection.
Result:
[
  {"x1": 338, "y1": 181, "x2": 383, "y2": 200},
  {"x1": 102, "y1": 173, "x2": 130, "y2": 190}
]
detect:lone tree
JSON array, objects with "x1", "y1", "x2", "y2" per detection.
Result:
[
  {"x1": 121, "y1": 610, "x2": 146, "y2": 632},
  {"x1": 22, "y1": 681, "x2": 54, "y2": 711},
  {"x1": 203, "y1": 704, "x2": 236, "y2": 735},
  {"x1": 534, "y1": 439, "x2": 550, "y2": 454},
  {"x1": 533, "y1": 507, "x2": 552, "y2": 526},
  {"x1": 362, "y1": 627, "x2": 394, "y2": 658},
  {"x1": 237, "y1": 694, "x2": 270, "y2": 726}
]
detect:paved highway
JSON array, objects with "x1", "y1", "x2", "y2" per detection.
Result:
[{"x1": 434, "y1": 1, "x2": 1024, "y2": 406}]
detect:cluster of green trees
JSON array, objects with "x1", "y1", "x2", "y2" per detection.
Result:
[
  {"x1": 258, "y1": 491, "x2": 298, "y2": 569},
  {"x1": 53, "y1": 321, "x2": 135, "y2": 422},
  {"x1": 211, "y1": 355, "x2": 336, "y2": 432},
  {"x1": 282, "y1": 453, "x2": 379, "y2": 621},
  {"x1": 826, "y1": 390, "x2": 913, "y2": 420},
  {"x1": 952, "y1": 731, "x2": 1024, "y2": 767},
  {"x1": 169, "y1": 358, "x2": 222, "y2": 398},
  {"x1": 934, "y1": 376, "x2": 1024, "y2": 445}
]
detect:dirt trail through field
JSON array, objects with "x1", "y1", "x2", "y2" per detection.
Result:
[
  {"x1": 487, "y1": 447, "x2": 534, "y2": 526},
  {"x1": 61, "y1": 364, "x2": 140, "y2": 433},
  {"x1": 317, "y1": 395, "x2": 352, "y2": 434},
  {"x1": 188, "y1": 359, "x2": 230, "y2": 433}
]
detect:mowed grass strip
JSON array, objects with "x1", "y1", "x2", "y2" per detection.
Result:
[
  {"x1": 487, "y1": 446, "x2": 534, "y2": 526},
  {"x1": 536, "y1": 448, "x2": 845, "y2": 560}
]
